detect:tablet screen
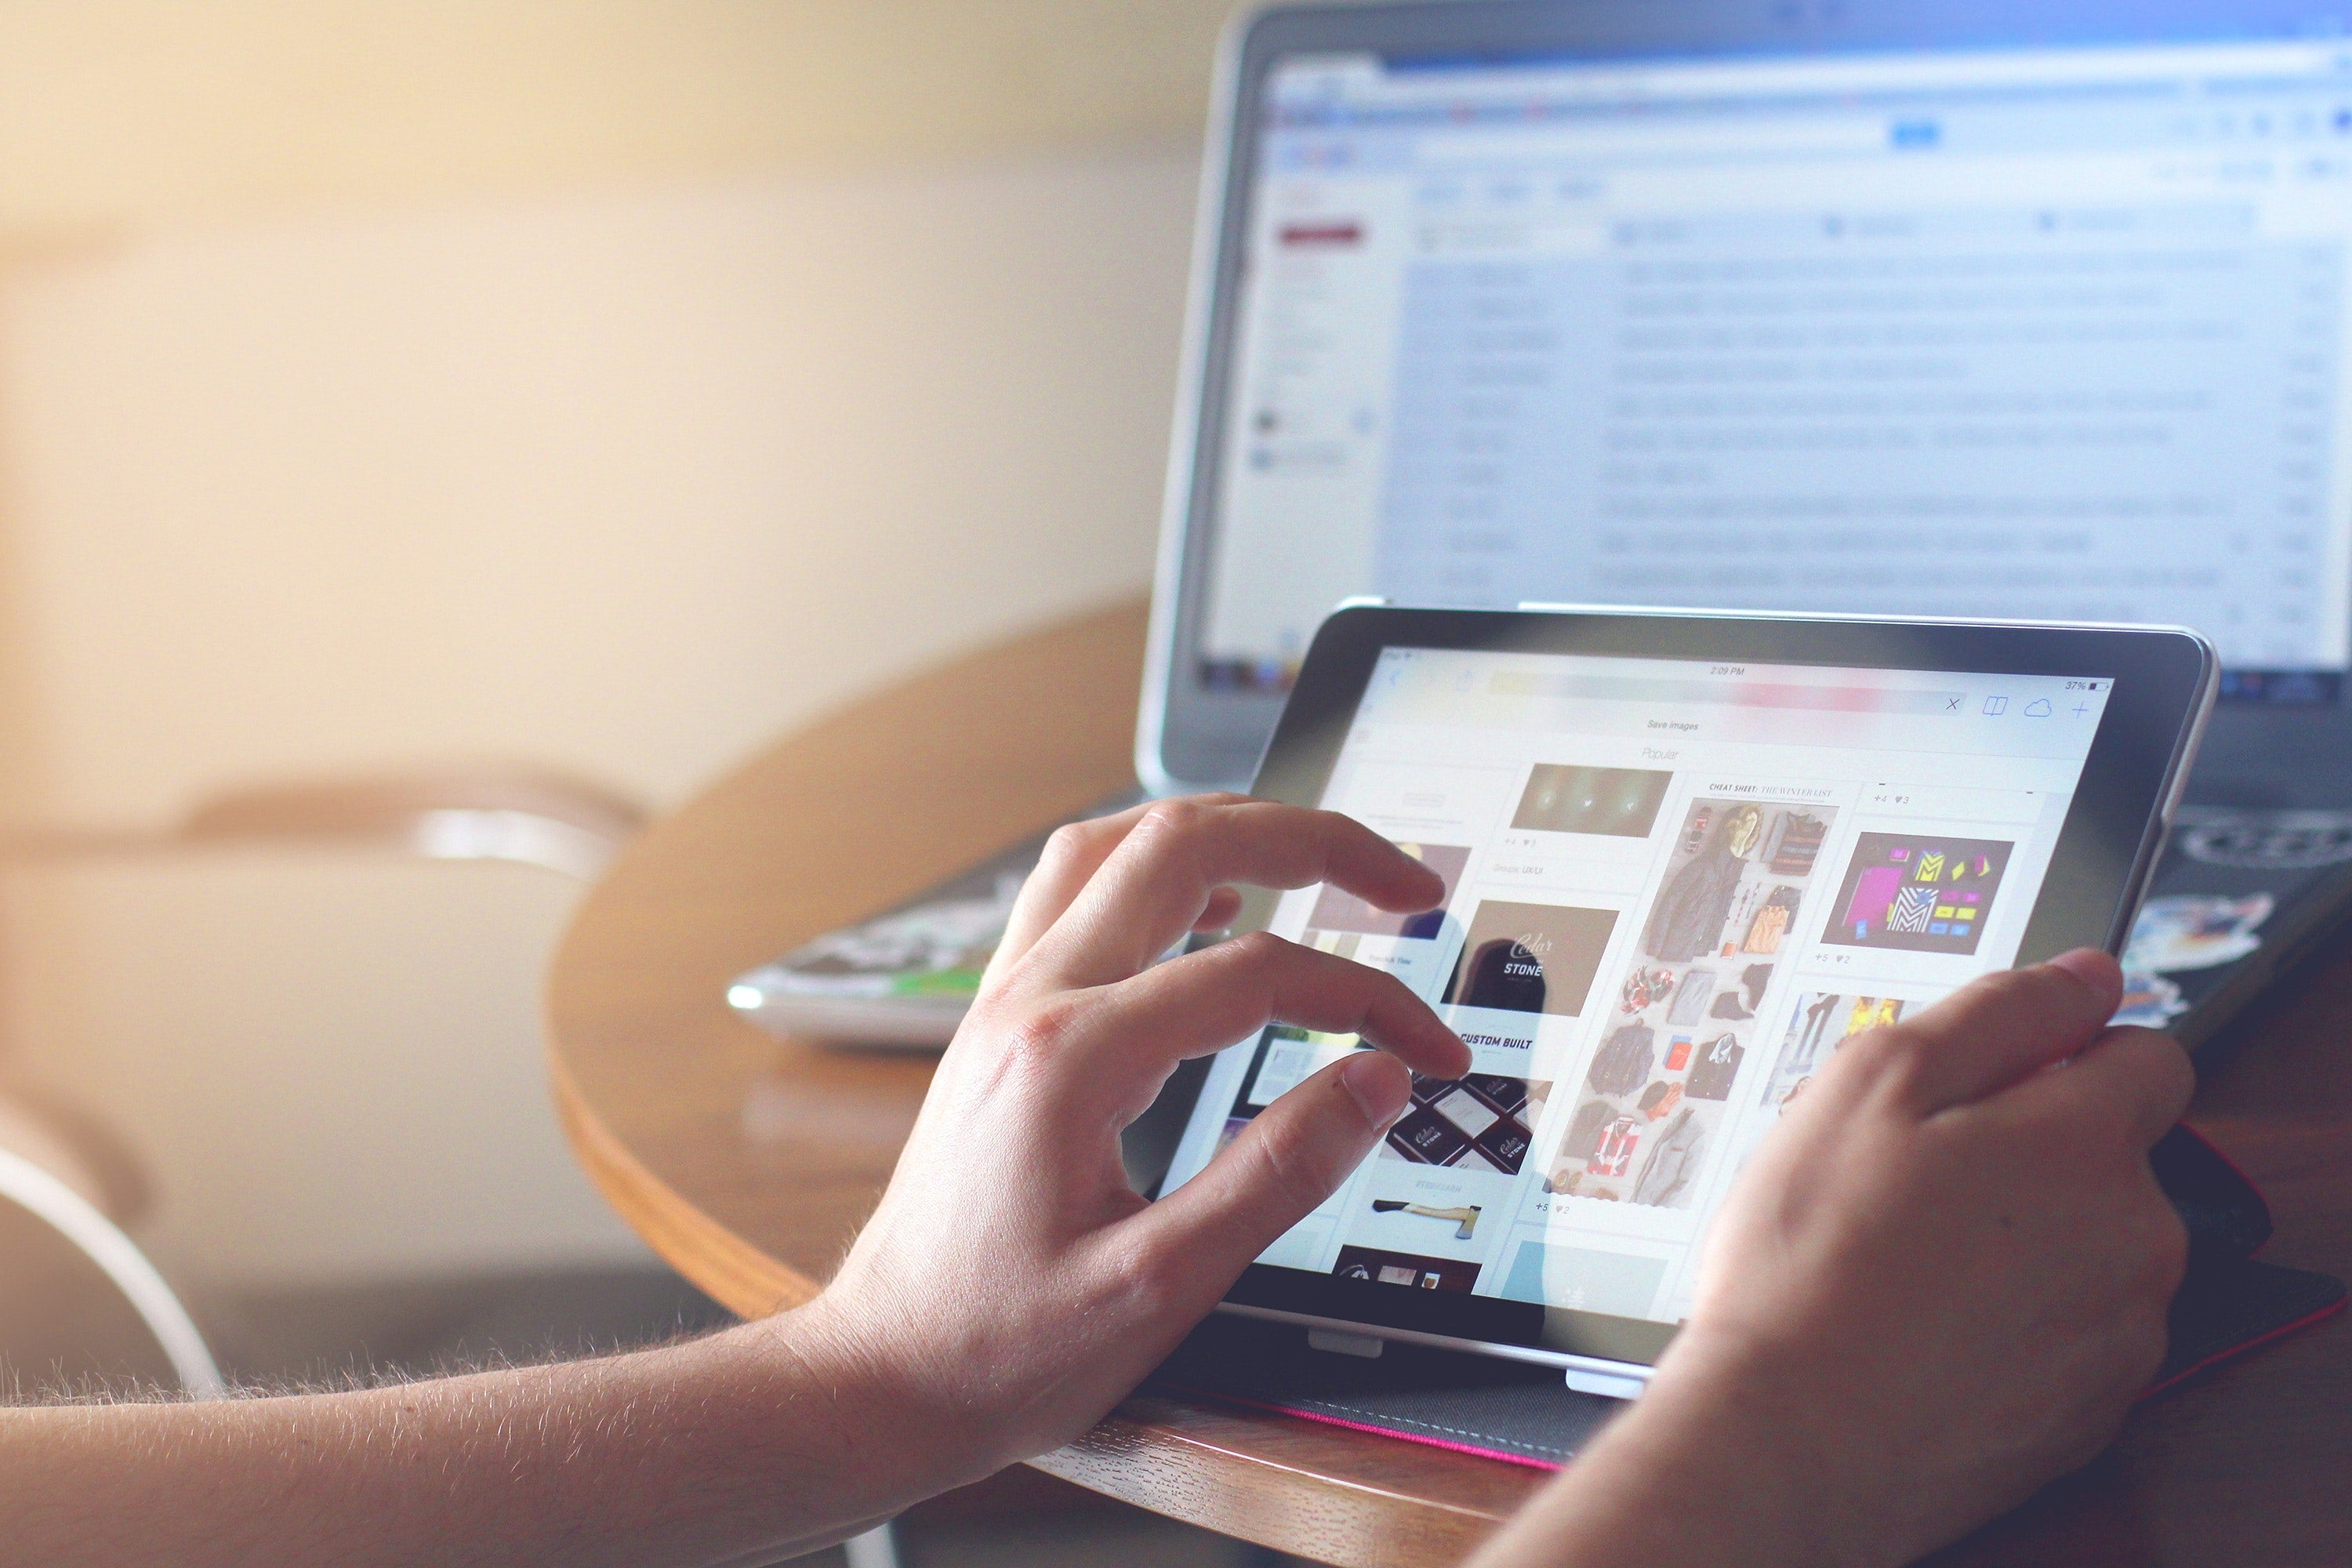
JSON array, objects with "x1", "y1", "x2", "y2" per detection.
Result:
[{"x1": 1160, "y1": 644, "x2": 2114, "y2": 1329}]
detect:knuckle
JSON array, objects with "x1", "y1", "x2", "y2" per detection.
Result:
[
  {"x1": 1243, "y1": 1122, "x2": 1321, "y2": 1200},
  {"x1": 998, "y1": 996, "x2": 1090, "y2": 1067},
  {"x1": 1220, "y1": 928, "x2": 1292, "y2": 971},
  {"x1": 1843, "y1": 1022, "x2": 1904, "y2": 1069},
  {"x1": 1127, "y1": 799, "x2": 1221, "y2": 874},
  {"x1": 1039, "y1": 818, "x2": 1115, "y2": 872},
  {"x1": 1040, "y1": 822, "x2": 1094, "y2": 859},
  {"x1": 1837, "y1": 1022, "x2": 1915, "y2": 1089},
  {"x1": 1116, "y1": 1234, "x2": 1200, "y2": 1320},
  {"x1": 1138, "y1": 797, "x2": 1212, "y2": 838}
]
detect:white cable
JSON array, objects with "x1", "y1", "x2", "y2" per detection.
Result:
[{"x1": 0, "y1": 1145, "x2": 225, "y2": 1399}]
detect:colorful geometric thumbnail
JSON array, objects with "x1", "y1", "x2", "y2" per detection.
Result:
[{"x1": 1822, "y1": 833, "x2": 2013, "y2": 956}]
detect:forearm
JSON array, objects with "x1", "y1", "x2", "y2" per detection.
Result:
[
  {"x1": 1468, "y1": 1341, "x2": 1831, "y2": 1568},
  {"x1": 5, "y1": 1298, "x2": 968, "y2": 1568}
]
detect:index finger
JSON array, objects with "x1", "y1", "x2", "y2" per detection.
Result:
[
  {"x1": 981, "y1": 799, "x2": 1233, "y2": 989},
  {"x1": 1018, "y1": 798, "x2": 1446, "y2": 991}
]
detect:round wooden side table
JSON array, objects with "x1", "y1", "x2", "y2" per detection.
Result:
[{"x1": 548, "y1": 598, "x2": 2352, "y2": 1568}]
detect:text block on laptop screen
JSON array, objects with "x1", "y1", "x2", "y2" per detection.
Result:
[{"x1": 1198, "y1": 38, "x2": 2352, "y2": 699}]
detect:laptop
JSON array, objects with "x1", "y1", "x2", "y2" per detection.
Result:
[
  {"x1": 1136, "y1": 0, "x2": 2352, "y2": 1055},
  {"x1": 738, "y1": 0, "x2": 2352, "y2": 1056}
]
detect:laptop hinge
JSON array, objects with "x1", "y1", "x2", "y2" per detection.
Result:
[{"x1": 1306, "y1": 1328, "x2": 1385, "y2": 1359}]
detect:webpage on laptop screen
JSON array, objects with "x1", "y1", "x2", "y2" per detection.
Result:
[
  {"x1": 1199, "y1": 38, "x2": 2352, "y2": 700},
  {"x1": 1160, "y1": 646, "x2": 2114, "y2": 1327}
]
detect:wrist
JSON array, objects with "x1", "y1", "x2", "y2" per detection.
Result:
[
  {"x1": 757, "y1": 1284, "x2": 1006, "y2": 1497},
  {"x1": 1481, "y1": 1332, "x2": 1836, "y2": 1568},
  {"x1": 1620, "y1": 1333, "x2": 1831, "y2": 1566}
]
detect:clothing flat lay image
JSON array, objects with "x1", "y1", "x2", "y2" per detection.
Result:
[
  {"x1": 1759, "y1": 994, "x2": 1911, "y2": 1112},
  {"x1": 13, "y1": 4, "x2": 2352, "y2": 1568},
  {"x1": 1531, "y1": 797, "x2": 1838, "y2": 1210}
]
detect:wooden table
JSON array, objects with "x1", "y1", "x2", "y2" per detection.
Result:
[{"x1": 547, "y1": 599, "x2": 2352, "y2": 1567}]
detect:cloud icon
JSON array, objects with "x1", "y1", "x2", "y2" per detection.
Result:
[{"x1": 2024, "y1": 698, "x2": 2053, "y2": 717}]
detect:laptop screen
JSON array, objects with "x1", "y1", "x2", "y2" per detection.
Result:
[{"x1": 1188, "y1": 27, "x2": 2352, "y2": 712}]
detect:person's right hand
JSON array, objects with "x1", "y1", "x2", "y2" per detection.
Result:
[
  {"x1": 1473, "y1": 949, "x2": 2194, "y2": 1568},
  {"x1": 792, "y1": 796, "x2": 1468, "y2": 1504}
]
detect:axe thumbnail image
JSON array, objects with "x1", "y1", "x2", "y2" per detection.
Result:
[{"x1": 1371, "y1": 1200, "x2": 1482, "y2": 1240}]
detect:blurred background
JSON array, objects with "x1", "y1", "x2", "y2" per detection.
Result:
[{"x1": 0, "y1": 5, "x2": 1292, "y2": 1556}]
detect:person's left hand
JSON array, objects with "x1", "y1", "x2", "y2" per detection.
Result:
[{"x1": 790, "y1": 795, "x2": 1470, "y2": 1490}]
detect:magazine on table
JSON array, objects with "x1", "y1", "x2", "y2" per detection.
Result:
[{"x1": 725, "y1": 829, "x2": 1054, "y2": 1049}]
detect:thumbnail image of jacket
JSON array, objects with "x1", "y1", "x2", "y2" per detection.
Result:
[
  {"x1": 1587, "y1": 1023, "x2": 1654, "y2": 1097},
  {"x1": 1641, "y1": 821, "x2": 1749, "y2": 961},
  {"x1": 1686, "y1": 1033, "x2": 1745, "y2": 1101},
  {"x1": 1633, "y1": 1105, "x2": 1706, "y2": 1207},
  {"x1": 1563, "y1": 1098, "x2": 1615, "y2": 1160}
]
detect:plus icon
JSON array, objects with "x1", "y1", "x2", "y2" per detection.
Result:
[{"x1": 2071, "y1": 701, "x2": 2091, "y2": 718}]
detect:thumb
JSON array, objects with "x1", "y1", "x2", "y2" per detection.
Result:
[
  {"x1": 1137, "y1": 1051, "x2": 1410, "y2": 1287},
  {"x1": 1878, "y1": 949, "x2": 2122, "y2": 1116}
]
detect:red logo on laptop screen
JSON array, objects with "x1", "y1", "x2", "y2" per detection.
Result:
[{"x1": 1278, "y1": 220, "x2": 1363, "y2": 248}]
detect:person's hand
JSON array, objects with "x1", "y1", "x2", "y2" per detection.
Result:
[
  {"x1": 793, "y1": 796, "x2": 1470, "y2": 1494},
  {"x1": 1473, "y1": 950, "x2": 2194, "y2": 1568}
]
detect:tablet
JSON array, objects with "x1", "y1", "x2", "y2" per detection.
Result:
[{"x1": 1139, "y1": 605, "x2": 2216, "y2": 1392}]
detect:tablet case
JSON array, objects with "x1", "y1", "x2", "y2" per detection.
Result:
[{"x1": 1147, "y1": 1124, "x2": 2346, "y2": 1470}]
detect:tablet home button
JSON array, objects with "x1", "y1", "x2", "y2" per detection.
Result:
[
  {"x1": 1563, "y1": 1368, "x2": 1647, "y2": 1401},
  {"x1": 1306, "y1": 1328, "x2": 1386, "y2": 1359}
]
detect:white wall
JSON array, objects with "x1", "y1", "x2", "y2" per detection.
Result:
[
  {"x1": 0, "y1": 148, "x2": 1199, "y2": 1284},
  {"x1": 0, "y1": 1, "x2": 1253, "y2": 231},
  {"x1": 0, "y1": 151, "x2": 1196, "y2": 818}
]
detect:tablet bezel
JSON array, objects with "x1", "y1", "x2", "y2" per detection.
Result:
[{"x1": 1137, "y1": 605, "x2": 2216, "y2": 1368}]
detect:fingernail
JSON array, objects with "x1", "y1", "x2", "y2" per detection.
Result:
[{"x1": 1341, "y1": 1052, "x2": 1411, "y2": 1129}]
